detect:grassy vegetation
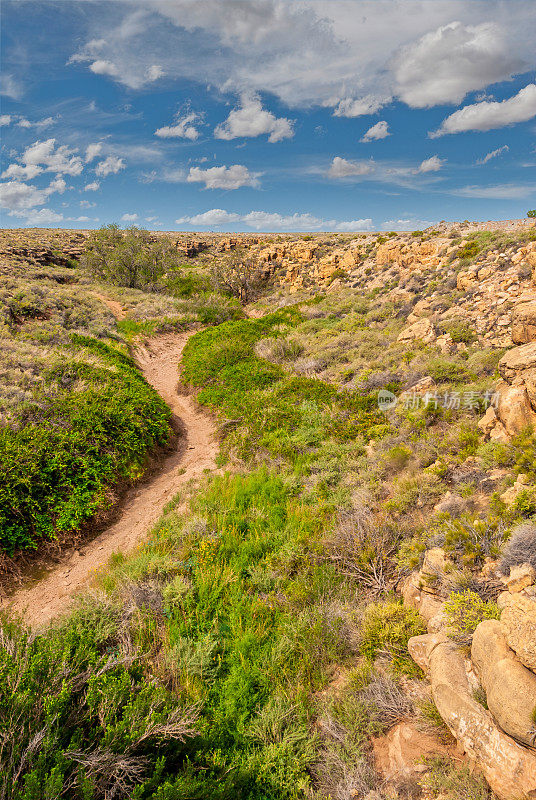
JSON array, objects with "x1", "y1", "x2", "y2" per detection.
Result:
[
  {"x1": 0, "y1": 228, "x2": 242, "y2": 557},
  {"x1": 2, "y1": 225, "x2": 534, "y2": 797}
]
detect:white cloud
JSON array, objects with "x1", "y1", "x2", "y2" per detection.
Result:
[
  {"x1": 121, "y1": 212, "x2": 139, "y2": 221},
  {"x1": 1, "y1": 163, "x2": 43, "y2": 180},
  {"x1": 333, "y1": 95, "x2": 387, "y2": 118},
  {"x1": 187, "y1": 164, "x2": 261, "y2": 190},
  {"x1": 176, "y1": 209, "x2": 241, "y2": 226},
  {"x1": 431, "y1": 83, "x2": 536, "y2": 136},
  {"x1": 453, "y1": 183, "x2": 536, "y2": 199},
  {"x1": 16, "y1": 116, "x2": 56, "y2": 129},
  {"x1": 89, "y1": 60, "x2": 119, "y2": 78},
  {"x1": 23, "y1": 208, "x2": 65, "y2": 225},
  {"x1": 0, "y1": 115, "x2": 11, "y2": 126},
  {"x1": 95, "y1": 156, "x2": 125, "y2": 176},
  {"x1": 155, "y1": 110, "x2": 202, "y2": 140},
  {"x1": 415, "y1": 155, "x2": 444, "y2": 173},
  {"x1": 381, "y1": 218, "x2": 431, "y2": 231},
  {"x1": 360, "y1": 121, "x2": 390, "y2": 142},
  {"x1": 394, "y1": 21, "x2": 522, "y2": 108},
  {"x1": 477, "y1": 144, "x2": 509, "y2": 164},
  {"x1": 242, "y1": 211, "x2": 322, "y2": 230},
  {"x1": 69, "y1": 2, "x2": 536, "y2": 114},
  {"x1": 175, "y1": 208, "x2": 373, "y2": 231},
  {"x1": 0, "y1": 177, "x2": 66, "y2": 212},
  {"x1": 80, "y1": 199, "x2": 96, "y2": 208},
  {"x1": 332, "y1": 218, "x2": 374, "y2": 231},
  {"x1": 146, "y1": 64, "x2": 164, "y2": 81},
  {"x1": 84, "y1": 181, "x2": 101, "y2": 191},
  {"x1": 20, "y1": 138, "x2": 83, "y2": 176},
  {"x1": 328, "y1": 157, "x2": 375, "y2": 179},
  {"x1": 0, "y1": 74, "x2": 23, "y2": 99},
  {"x1": 85, "y1": 143, "x2": 103, "y2": 162},
  {"x1": 214, "y1": 93, "x2": 294, "y2": 143}
]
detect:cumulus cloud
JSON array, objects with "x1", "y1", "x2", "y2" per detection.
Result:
[
  {"x1": 23, "y1": 208, "x2": 65, "y2": 225},
  {"x1": 85, "y1": 143, "x2": 103, "y2": 162},
  {"x1": 84, "y1": 181, "x2": 101, "y2": 191},
  {"x1": 477, "y1": 144, "x2": 509, "y2": 164},
  {"x1": 175, "y1": 208, "x2": 373, "y2": 231},
  {"x1": 80, "y1": 199, "x2": 96, "y2": 208},
  {"x1": 155, "y1": 110, "x2": 202, "y2": 140},
  {"x1": 328, "y1": 157, "x2": 375, "y2": 179},
  {"x1": 186, "y1": 164, "x2": 261, "y2": 190},
  {"x1": 214, "y1": 93, "x2": 294, "y2": 143},
  {"x1": 1, "y1": 163, "x2": 43, "y2": 180},
  {"x1": 0, "y1": 115, "x2": 11, "y2": 126},
  {"x1": 89, "y1": 60, "x2": 119, "y2": 78},
  {"x1": 394, "y1": 21, "x2": 522, "y2": 108},
  {"x1": 431, "y1": 83, "x2": 536, "y2": 136},
  {"x1": 0, "y1": 177, "x2": 66, "y2": 213},
  {"x1": 381, "y1": 218, "x2": 431, "y2": 231},
  {"x1": 360, "y1": 121, "x2": 390, "y2": 142},
  {"x1": 68, "y1": 2, "x2": 536, "y2": 116},
  {"x1": 121, "y1": 212, "x2": 138, "y2": 221},
  {"x1": 95, "y1": 156, "x2": 125, "y2": 176},
  {"x1": 333, "y1": 95, "x2": 387, "y2": 118},
  {"x1": 176, "y1": 209, "x2": 241, "y2": 226},
  {"x1": 415, "y1": 155, "x2": 444, "y2": 173},
  {"x1": 332, "y1": 218, "x2": 374, "y2": 231},
  {"x1": 19, "y1": 139, "x2": 83, "y2": 176}
]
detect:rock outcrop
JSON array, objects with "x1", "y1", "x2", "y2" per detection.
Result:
[
  {"x1": 408, "y1": 633, "x2": 536, "y2": 800},
  {"x1": 471, "y1": 619, "x2": 536, "y2": 747}
]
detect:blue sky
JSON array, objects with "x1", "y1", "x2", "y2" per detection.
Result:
[{"x1": 1, "y1": 0, "x2": 535, "y2": 232}]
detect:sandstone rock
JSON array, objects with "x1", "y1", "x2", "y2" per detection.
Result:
[
  {"x1": 478, "y1": 405, "x2": 498, "y2": 436},
  {"x1": 497, "y1": 382, "x2": 536, "y2": 436},
  {"x1": 408, "y1": 632, "x2": 536, "y2": 799},
  {"x1": 397, "y1": 318, "x2": 436, "y2": 344},
  {"x1": 500, "y1": 593, "x2": 536, "y2": 672},
  {"x1": 499, "y1": 342, "x2": 536, "y2": 381},
  {"x1": 512, "y1": 302, "x2": 536, "y2": 344},
  {"x1": 472, "y1": 619, "x2": 536, "y2": 748},
  {"x1": 373, "y1": 721, "x2": 454, "y2": 783},
  {"x1": 503, "y1": 563, "x2": 536, "y2": 593}
]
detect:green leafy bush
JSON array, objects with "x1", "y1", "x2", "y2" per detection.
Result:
[
  {"x1": 443, "y1": 590, "x2": 500, "y2": 646},
  {"x1": 0, "y1": 338, "x2": 171, "y2": 554},
  {"x1": 359, "y1": 600, "x2": 425, "y2": 676}
]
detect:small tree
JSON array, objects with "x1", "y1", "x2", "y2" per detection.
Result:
[
  {"x1": 82, "y1": 225, "x2": 180, "y2": 290},
  {"x1": 210, "y1": 250, "x2": 266, "y2": 303},
  {"x1": 527, "y1": 210, "x2": 536, "y2": 218}
]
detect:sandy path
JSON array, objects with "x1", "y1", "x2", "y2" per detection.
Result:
[{"x1": 2, "y1": 331, "x2": 217, "y2": 628}]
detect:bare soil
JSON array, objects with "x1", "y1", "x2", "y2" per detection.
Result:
[{"x1": 1, "y1": 331, "x2": 217, "y2": 628}]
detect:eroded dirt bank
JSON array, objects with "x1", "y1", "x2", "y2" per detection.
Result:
[{"x1": 1, "y1": 332, "x2": 217, "y2": 628}]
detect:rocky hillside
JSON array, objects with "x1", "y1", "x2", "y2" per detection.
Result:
[{"x1": 1, "y1": 220, "x2": 535, "y2": 799}]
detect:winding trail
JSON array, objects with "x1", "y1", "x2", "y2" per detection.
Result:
[{"x1": 2, "y1": 328, "x2": 217, "y2": 629}]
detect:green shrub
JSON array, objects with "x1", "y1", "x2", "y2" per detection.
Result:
[
  {"x1": 443, "y1": 590, "x2": 500, "y2": 646},
  {"x1": 359, "y1": 600, "x2": 426, "y2": 676},
  {"x1": 0, "y1": 338, "x2": 171, "y2": 553}
]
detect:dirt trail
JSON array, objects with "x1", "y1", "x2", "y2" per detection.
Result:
[{"x1": 2, "y1": 331, "x2": 217, "y2": 628}]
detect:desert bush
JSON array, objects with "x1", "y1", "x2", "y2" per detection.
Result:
[
  {"x1": 443, "y1": 590, "x2": 500, "y2": 646},
  {"x1": 359, "y1": 675, "x2": 413, "y2": 730},
  {"x1": 359, "y1": 600, "x2": 425, "y2": 676},
  {"x1": 210, "y1": 250, "x2": 267, "y2": 303},
  {"x1": 498, "y1": 522, "x2": 536, "y2": 575},
  {"x1": 421, "y1": 756, "x2": 496, "y2": 799},
  {"x1": 0, "y1": 610, "x2": 199, "y2": 799},
  {"x1": 82, "y1": 225, "x2": 182, "y2": 290}
]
